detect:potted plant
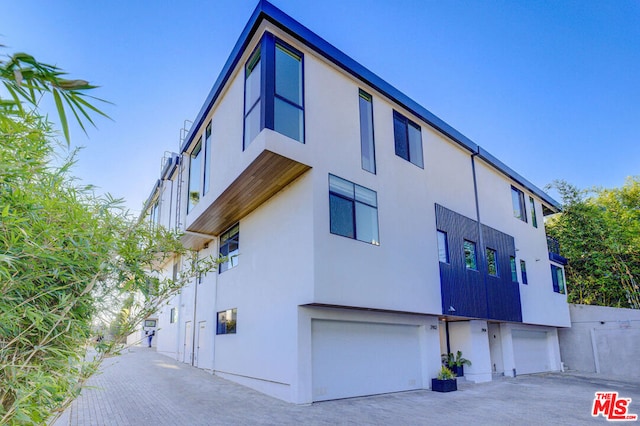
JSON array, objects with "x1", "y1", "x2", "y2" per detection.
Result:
[
  {"x1": 431, "y1": 366, "x2": 457, "y2": 392},
  {"x1": 441, "y1": 350, "x2": 472, "y2": 377}
]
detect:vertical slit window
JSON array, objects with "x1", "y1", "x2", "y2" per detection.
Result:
[
  {"x1": 551, "y1": 265, "x2": 565, "y2": 294},
  {"x1": 437, "y1": 230, "x2": 449, "y2": 263},
  {"x1": 486, "y1": 248, "x2": 498, "y2": 276},
  {"x1": 187, "y1": 139, "x2": 202, "y2": 213},
  {"x1": 204, "y1": 122, "x2": 212, "y2": 194},
  {"x1": 393, "y1": 111, "x2": 423, "y2": 168},
  {"x1": 464, "y1": 240, "x2": 477, "y2": 270},
  {"x1": 530, "y1": 196, "x2": 538, "y2": 228},
  {"x1": 510, "y1": 256, "x2": 518, "y2": 282},
  {"x1": 359, "y1": 90, "x2": 376, "y2": 173},
  {"x1": 520, "y1": 260, "x2": 528, "y2": 284}
]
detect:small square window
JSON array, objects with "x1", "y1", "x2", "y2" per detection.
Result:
[
  {"x1": 464, "y1": 240, "x2": 477, "y2": 270},
  {"x1": 329, "y1": 175, "x2": 379, "y2": 245},
  {"x1": 486, "y1": 248, "x2": 498, "y2": 276},
  {"x1": 217, "y1": 308, "x2": 237, "y2": 334},
  {"x1": 437, "y1": 230, "x2": 449, "y2": 263}
]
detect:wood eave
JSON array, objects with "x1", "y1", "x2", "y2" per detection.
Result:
[{"x1": 186, "y1": 149, "x2": 310, "y2": 237}]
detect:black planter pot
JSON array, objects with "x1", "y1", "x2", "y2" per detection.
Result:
[
  {"x1": 431, "y1": 378, "x2": 457, "y2": 392},
  {"x1": 447, "y1": 364, "x2": 464, "y2": 377}
]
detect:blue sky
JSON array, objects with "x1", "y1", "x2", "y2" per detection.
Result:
[{"x1": 2, "y1": 1, "x2": 638, "y2": 213}]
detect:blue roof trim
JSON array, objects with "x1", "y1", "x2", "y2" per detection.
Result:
[
  {"x1": 142, "y1": 179, "x2": 161, "y2": 215},
  {"x1": 180, "y1": 0, "x2": 561, "y2": 211},
  {"x1": 161, "y1": 153, "x2": 180, "y2": 180}
]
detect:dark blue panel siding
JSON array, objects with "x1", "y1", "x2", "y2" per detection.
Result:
[
  {"x1": 436, "y1": 205, "x2": 487, "y2": 319},
  {"x1": 482, "y1": 224, "x2": 522, "y2": 322},
  {"x1": 435, "y1": 204, "x2": 522, "y2": 322}
]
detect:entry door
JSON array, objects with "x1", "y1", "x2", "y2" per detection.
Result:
[
  {"x1": 183, "y1": 321, "x2": 193, "y2": 365},
  {"x1": 195, "y1": 321, "x2": 206, "y2": 368},
  {"x1": 488, "y1": 323, "x2": 504, "y2": 374}
]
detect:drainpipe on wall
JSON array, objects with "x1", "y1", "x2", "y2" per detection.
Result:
[{"x1": 471, "y1": 149, "x2": 490, "y2": 315}]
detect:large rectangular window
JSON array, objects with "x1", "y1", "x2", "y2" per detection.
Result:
[
  {"x1": 530, "y1": 196, "x2": 538, "y2": 228},
  {"x1": 187, "y1": 138, "x2": 202, "y2": 213},
  {"x1": 359, "y1": 90, "x2": 376, "y2": 173},
  {"x1": 437, "y1": 230, "x2": 449, "y2": 263},
  {"x1": 520, "y1": 260, "x2": 528, "y2": 284},
  {"x1": 244, "y1": 34, "x2": 304, "y2": 148},
  {"x1": 486, "y1": 248, "x2": 498, "y2": 276},
  {"x1": 219, "y1": 224, "x2": 239, "y2": 273},
  {"x1": 217, "y1": 308, "x2": 237, "y2": 334},
  {"x1": 511, "y1": 186, "x2": 527, "y2": 222},
  {"x1": 393, "y1": 110, "x2": 423, "y2": 168},
  {"x1": 329, "y1": 175, "x2": 379, "y2": 245},
  {"x1": 464, "y1": 240, "x2": 477, "y2": 270},
  {"x1": 551, "y1": 265, "x2": 565, "y2": 294}
]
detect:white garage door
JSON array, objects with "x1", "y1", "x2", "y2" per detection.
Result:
[
  {"x1": 512, "y1": 329, "x2": 550, "y2": 375},
  {"x1": 311, "y1": 320, "x2": 422, "y2": 401}
]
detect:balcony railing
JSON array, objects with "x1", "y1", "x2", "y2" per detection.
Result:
[{"x1": 547, "y1": 236, "x2": 568, "y2": 265}]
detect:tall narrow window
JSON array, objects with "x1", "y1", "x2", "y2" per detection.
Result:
[
  {"x1": 437, "y1": 230, "x2": 449, "y2": 263},
  {"x1": 359, "y1": 90, "x2": 376, "y2": 173},
  {"x1": 204, "y1": 122, "x2": 212, "y2": 194},
  {"x1": 511, "y1": 186, "x2": 527, "y2": 222},
  {"x1": 510, "y1": 256, "x2": 517, "y2": 282},
  {"x1": 520, "y1": 260, "x2": 528, "y2": 284},
  {"x1": 486, "y1": 248, "x2": 498, "y2": 276},
  {"x1": 274, "y1": 43, "x2": 304, "y2": 142},
  {"x1": 393, "y1": 111, "x2": 423, "y2": 168},
  {"x1": 244, "y1": 48, "x2": 261, "y2": 148},
  {"x1": 243, "y1": 35, "x2": 305, "y2": 148},
  {"x1": 530, "y1": 196, "x2": 538, "y2": 228},
  {"x1": 329, "y1": 175, "x2": 379, "y2": 245},
  {"x1": 217, "y1": 308, "x2": 237, "y2": 334},
  {"x1": 551, "y1": 265, "x2": 565, "y2": 294},
  {"x1": 170, "y1": 307, "x2": 178, "y2": 324},
  {"x1": 187, "y1": 139, "x2": 202, "y2": 213},
  {"x1": 463, "y1": 240, "x2": 477, "y2": 270},
  {"x1": 219, "y1": 224, "x2": 239, "y2": 273}
]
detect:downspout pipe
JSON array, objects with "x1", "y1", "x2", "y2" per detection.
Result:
[{"x1": 471, "y1": 149, "x2": 490, "y2": 317}]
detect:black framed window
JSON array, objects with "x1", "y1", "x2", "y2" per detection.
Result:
[
  {"x1": 204, "y1": 122, "x2": 212, "y2": 195},
  {"x1": 511, "y1": 186, "x2": 527, "y2": 222},
  {"x1": 359, "y1": 90, "x2": 376, "y2": 173},
  {"x1": 219, "y1": 224, "x2": 239, "y2": 273},
  {"x1": 187, "y1": 139, "x2": 203, "y2": 213},
  {"x1": 437, "y1": 230, "x2": 449, "y2": 263},
  {"x1": 486, "y1": 248, "x2": 498, "y2": 276},
  {"x1": 520, "y1": 260, "x2": 528, "y2": 284},
  {"x1": 551, "y1": 265, "x2": 565, "y2": 294},
  {"x1": 510, "y1": 256, "x2": 518, "y2": 282},
  {"x1": 530, "y1": 196, "x2": 538, "y2": 228},
  {"x1": 217, "y1": 308, "x2": 237, "y2": 334},
  {"x1": 243, "y1": 34, "x2": 304, "y2": 148},
  {"x1": 393, "y1": 110, "x2": 423, "y2": 168},
  {"x1": 329, "y1": 174, "x2": 379, "y2": 245},
  {"x1": 464, "y1": 240, "x2": 477, "y2": 270}
]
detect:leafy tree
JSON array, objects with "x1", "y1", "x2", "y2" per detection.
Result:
[
  {"x1": 546, "y1": 179, "x2": 640, "y2": 309},
  {"x1": 0, "y1": 51, "x2": 216, "y2": 423}
]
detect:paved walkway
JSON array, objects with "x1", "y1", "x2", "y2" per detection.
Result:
[{"x1": 52, "y1": 347, "x2": 640, "y2": 425}]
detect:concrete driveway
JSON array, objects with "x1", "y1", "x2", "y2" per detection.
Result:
[{"x1": 53, "y1": 346, "x2": 640, "y2": 425}]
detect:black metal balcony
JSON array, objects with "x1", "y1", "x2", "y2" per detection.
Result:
[{"x1": 547, "y1": 236, "x2": 568, "y2": 265}]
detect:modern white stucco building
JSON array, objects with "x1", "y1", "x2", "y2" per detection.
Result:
[{"x1": 141, "y1": 0, "x2": 570, "y2": 404}]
